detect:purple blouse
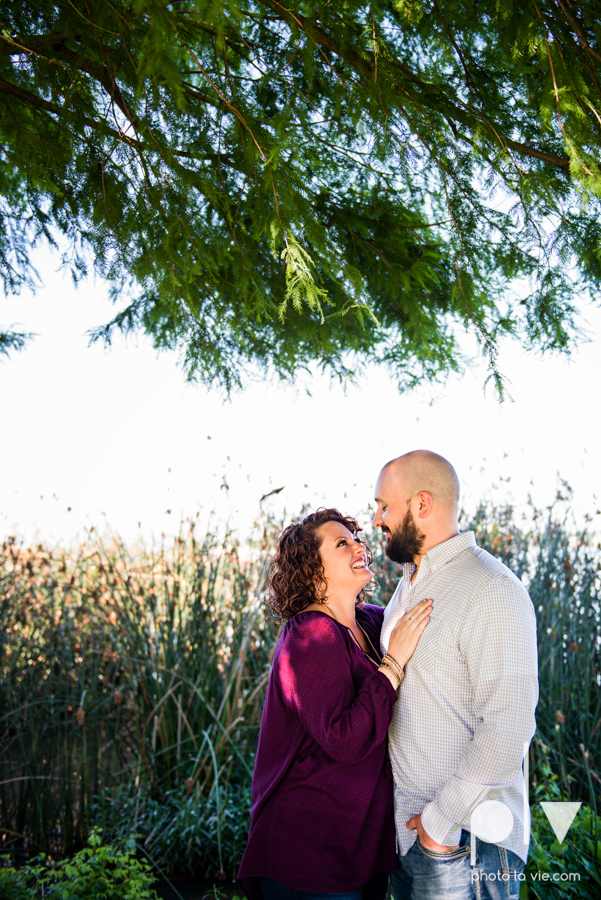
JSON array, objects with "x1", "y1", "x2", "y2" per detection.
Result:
[{"x1": 237, "y1": 604, "x2": 398, "y2": 899}]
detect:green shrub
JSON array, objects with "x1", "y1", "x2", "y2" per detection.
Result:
[
  {"x1": 0, "y1": 828, "x2": 159, "y2": 899},
  {"x1": 523, "y1": 803, "x2": 601, "y2": 899},
  {"x1": 91, "y1": 778, "x2": 252, "y2": 879},
  {"x1": 0, "y1": 862, "x2": 31, "y2": 900}
]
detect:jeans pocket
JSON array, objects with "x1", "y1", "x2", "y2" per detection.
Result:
[
  {"x1": 499, "y1": 847, "x2": 525, "y2": 899},
  {"x1": 416, "y1": 836, "x2": 471, "y2": 861}
]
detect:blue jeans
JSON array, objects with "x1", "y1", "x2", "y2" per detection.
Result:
[
  {"x1": 259, "y1": 872, "x2": 389, "y2": 900},
  {"x1": 390, "y1": 833, "x2": 525, "y2": 900}
]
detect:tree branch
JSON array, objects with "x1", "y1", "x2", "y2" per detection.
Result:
[
  {"x1": 0, "y1": 77, "x2": 143, "y2": 148},
  {"x1": 255, "y1": 0, "x2": 571, "y2": 170}
]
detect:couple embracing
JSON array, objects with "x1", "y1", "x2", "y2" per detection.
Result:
[{"x1": 238, "y1": 450, "x2": 538, "y2": 900}]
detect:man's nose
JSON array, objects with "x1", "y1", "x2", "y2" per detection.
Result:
[{"x1": 372, "y1": 509, "x2": 382, "y2": 528}]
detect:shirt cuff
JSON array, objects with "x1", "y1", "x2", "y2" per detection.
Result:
[{"x1": 420, "y1": 801, "x2": 463, "y2": 847}]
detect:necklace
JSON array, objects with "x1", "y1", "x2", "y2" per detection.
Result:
[
  {"x1": 321, "y1": 604, "x2": 382, "y2": 668},
  {"x1": 354, "y1": 622, "x2": 383, "y2": 668}
]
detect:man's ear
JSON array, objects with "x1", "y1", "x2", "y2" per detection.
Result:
[{"x1": 415, "y1": 491, "x2": 433, "y2": 519}]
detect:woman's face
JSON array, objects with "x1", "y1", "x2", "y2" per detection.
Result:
[{"x1": 316, "y1": 520, "x2": 373, "y2": 598}]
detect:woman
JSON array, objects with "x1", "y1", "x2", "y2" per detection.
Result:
[{"x1": 238, "y1": 508, "x2": 432, "y2": 900}]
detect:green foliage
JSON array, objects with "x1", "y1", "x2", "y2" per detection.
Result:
[
  {"x1": 0, "y1": 860, "x2": 31, "y2": 900},
  {"x1": 0, "y1": 828, "x2": 159, "y2": 899},
  {"x1": 0, "y1": 329, "x2": 34, "y2": 358},
  {"x1": 1, "y1": 2, "x2": 600, "y2": 389},
  {"x1": 524, "y1": 798, "x2": 601, "y2": 898},
  {"x1": 91, "y1": 780, "x2": 252, "y2": 881}
]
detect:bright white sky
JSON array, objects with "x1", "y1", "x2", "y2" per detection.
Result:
[{"x1": 2, "y1": 247, "x2": 600, "y2": 546}]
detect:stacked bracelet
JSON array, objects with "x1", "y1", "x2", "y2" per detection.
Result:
[
  {"x1": 382, "y1": 653, "x2": 405, "y2": 683},
  {"x1": 378, "y1": 661, "x2": 402, "y2": 687}
]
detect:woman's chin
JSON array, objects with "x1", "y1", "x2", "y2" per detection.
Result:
[{"x1": 353, "y1": 569, "x2": 374, "y2": 590}]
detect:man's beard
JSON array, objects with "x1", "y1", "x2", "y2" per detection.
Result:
[{"x1": 384, "y1": 507, "x2": 425, "y2": 564}]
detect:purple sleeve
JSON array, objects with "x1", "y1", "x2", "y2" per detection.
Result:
[{"x1": 276, "y1": 614, "x2": 397, "y2": 765}]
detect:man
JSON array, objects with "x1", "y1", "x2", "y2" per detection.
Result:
[{"x1": 374, "y1": 450, "x2": 538, "y2": 900}]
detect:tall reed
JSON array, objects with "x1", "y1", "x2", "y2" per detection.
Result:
[{"x1": 0, "y1": 518, "x2": 278, "y2": 876}]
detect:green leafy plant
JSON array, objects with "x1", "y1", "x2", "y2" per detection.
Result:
[
  {"x1": 0, "y1": 860, "x2": 31, "y2": 900},
  {"x1": 523, "y1": 802, "x2": 601, "y2": 899},
  {"x1": 0, "y1": 516, "x2": 277, "y2": 876},
  {"x1": 0, "y1": 829, "x2": 159, "y2": 899},
  {"x1": 90, "y1": 777, "x2": 253, "y2": 880}
]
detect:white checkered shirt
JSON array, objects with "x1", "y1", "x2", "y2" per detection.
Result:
[{"x1": 380, "y1": 532, "x2": 538, "y2": 862}]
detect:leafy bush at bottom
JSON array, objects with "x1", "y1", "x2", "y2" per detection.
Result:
[
  {"x1": 0, "y1": 828, "x2": 159, "y2": 899},
  {"x1": 523, "y1": 803, "x2": 601, "y2": 899}
]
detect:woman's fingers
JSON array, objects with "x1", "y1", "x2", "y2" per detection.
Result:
[
  {"x1": 402, "y1": 608, "x2": 430, "y2": 637},
  {"x1": 406, "y1": 602, "x2": 432, "y2": 635},
  {"x1": 394, "y1": 599, "x2": 432, "y2": 629},
  {"x1": 413, "y1": 613, "x2": 430, "y2": 635},
  {"x1": 387, "y1": 600, "x2": 432, "y2": 666},
  {"x1": 408, "y1": 599, "x2": 433, "y2": 626}
]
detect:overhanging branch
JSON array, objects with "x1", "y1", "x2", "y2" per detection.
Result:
[{"x1": 255, "y1": 0, "x2": 571, "y2": 171}]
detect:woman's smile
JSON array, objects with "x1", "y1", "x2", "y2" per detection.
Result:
[{"x1": 351, "y1": 553, "x2": 369, "y2": 571}]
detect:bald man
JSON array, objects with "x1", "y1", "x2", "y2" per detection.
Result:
[{"x1": 373, "y1": 451, "x2": 538, "y2": 900}]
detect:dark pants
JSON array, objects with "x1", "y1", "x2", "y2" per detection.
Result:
[{"x1": 259, "y1": 872, "x2": 390, "y2": 900}]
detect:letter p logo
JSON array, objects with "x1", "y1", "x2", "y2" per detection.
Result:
[{"x1": 469, "y1": 801, "x2": 514, "y2": 865}]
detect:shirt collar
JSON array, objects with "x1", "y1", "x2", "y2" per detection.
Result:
[{"x1": 402, "y1": 531, "x2": 476, "y2": 582}]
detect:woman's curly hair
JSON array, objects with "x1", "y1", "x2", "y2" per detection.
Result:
[{"x1": 266, "y1": 508, "x2": 374, "y2": 623}]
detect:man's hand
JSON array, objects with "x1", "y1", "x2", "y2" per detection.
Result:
[{"x1": 405, "y1": 814, "x2": 459, "y2": 853}]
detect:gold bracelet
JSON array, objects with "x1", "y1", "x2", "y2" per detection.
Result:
[
  {"x1": 378, "y1": 661, "x2": 401, "y2": 688},
  {"x1": 382, "y1": 659, "x2": 405, "y2": 683},
  {"x1": 384, "y1": 651, "x2": 404, "y2": 672},
  {"x1": 382, "y1": 653, "x2": 402, "y2": 673},
  {"x1": 382, "y1": 653, "x2": 405, "y2": 682}
]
